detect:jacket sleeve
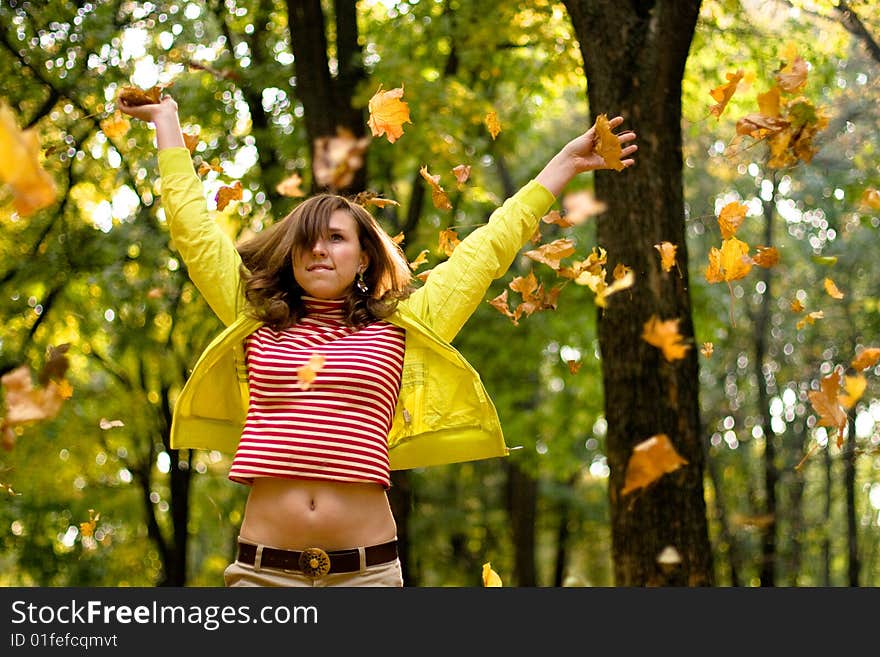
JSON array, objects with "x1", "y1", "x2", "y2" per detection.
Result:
[
  {"x1": 404, "y1": 180, "x2": 555, "y2": 343},
  {"x1": 158, "y1": 147, "x2": 244, "y2": 327}
]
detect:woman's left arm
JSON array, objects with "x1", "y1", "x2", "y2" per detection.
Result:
[{"x1": 405, "y1": 117, "x2": 637, "y2": 342}]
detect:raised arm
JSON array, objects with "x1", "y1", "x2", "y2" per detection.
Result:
[
  {"x1": 405, "y1": 116, "x2": 637, "y2": 342},
  {"x1": 119, "y1": 96, "x2": 244, "y2": 326}
]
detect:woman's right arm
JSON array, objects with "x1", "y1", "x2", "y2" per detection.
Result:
[{"x1": 119, "y1": 97, "x2": 243, "y2": 326}]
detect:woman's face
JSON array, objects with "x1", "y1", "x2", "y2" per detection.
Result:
[{"x1": 292, "y1": 209, "x2": 369, "y2": 299}]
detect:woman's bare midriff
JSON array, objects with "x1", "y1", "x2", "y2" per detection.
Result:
[{"x1": 238, "y1": 476, "x2": 397, "y2": 551}]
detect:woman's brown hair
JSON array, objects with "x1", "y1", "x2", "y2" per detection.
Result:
[{"x1": 236, "y1": 194, "x2": 414, "y2": 329}]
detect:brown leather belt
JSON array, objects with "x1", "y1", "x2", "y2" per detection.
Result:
[{"x1": 237, "y1": 539, "x2": 398, "y2": 577}]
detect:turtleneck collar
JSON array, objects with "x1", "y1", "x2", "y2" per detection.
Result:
[{"x1": 302, "y1": 296, "x2": 346, "y2": 318}]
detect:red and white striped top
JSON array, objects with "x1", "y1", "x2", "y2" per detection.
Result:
[{"x1": 228, "y1": 297, "x2": 406, "y2": 488}]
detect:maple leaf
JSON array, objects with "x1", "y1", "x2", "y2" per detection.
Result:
[
  {"x1": 595, "y1": 268, "x2": 634, "y2": 308},
  {"x1": 851, "y1": 348, "x2": 880, "y2": 372},
  {"x1": 796, "y1": 310, "x2": 824, "y2": 330},
  {"x1": 654, "y1": 242, "x2": 677, "y2": 273},
  {"x1": 734, "y1": 113, "x2": 790, "y2": 140},
  {"x1": 561, "y1": 190, "x2": 607, "y2": 225},
  {"x1": 488, "y1": 289, "x2": 518, "y2": 325},
  {"x1": 198, "y1": 161, "x2": 224, "y2": 176},
  {"x1": 367, "y1": 84, "x2": 411, "y2": 143},
  {"x1": 790, "y1": 298, "x2": 805, "y2": 313},
  {"x1": 541, "y1": 210, "x2": 570, "y2": 228},
  {"x1": 709, "y1": 69, "x2": 744, "y2": 120},
  {"x1": 408, "y1": 249, "x2": 429, "y2": 271},
  {"x1": 1, "y1": 365, "x2": 67, "y2": 426},
  {"x1": 276, "y1": 172, "x2": 305, "y2": 198},
  {"x1": 296, "y1": 353, "x2": 326, "y2": 390},
  {"x1": 717, "y1": 202, "x2": 748, "y2": 239},
  {"x1": 563, "y1": 246, "x2": 607, "y2": 281},
  {"x1": 100, "y1": 112, "x2": 130, "y2": 139},
  {"x1": 524, "y1": 238, "x2": 576, "y2": 270},
  {"x1": 182, "y1": 132, "x2": 200, "y2": 154},
  {"x1": 621, "y1": 434, "x2": 689, "y2": 496},
  {"x1": 776, "y1": 57, "x2": 808, "y2": 93},
  {"x1": 391, "y1": 232, "x2": 405, "y2": 246},
  {"x1": 593, "y1": 114, "x2": 625, "y2": 171},
  {"x1": 823, "y1": 277, "x2": 844, "y2": 299},
  {"x1": 757, "y1": 86, "x2": 781, "y2": 117},
  {"x1": 0, "y1": 102, "x2": 57, "y2": 216},
  {"x1": 313, "y1": 128, "x2": 370, "y2": 190},
  {"x1": 215, "y1": 181, "x2": 243, "y2": 211},
  {"x1": 642, "y1": 315, "x2": 691, "y2": 362},
  {"x1": 705, "y1": 237, "x2": 752, "y2": 283},
  {"x1": 485, "y1": 111, "x2": 501, "y2": 140},
  {"x1": 452, "y1": 164, "x2": 471, "y2": 186},
  {"x1": 482, "y1": 562, "x2": 503, "y2": 587},
  {"x1": 438, "y1": 228, "x2": 459, "y2": 256},
  {"x1": 419, "y1": 165, "x2": 452, "y2": 210},
  {"x1": 751, "y1": 246, "x2": 779, "y2": 268},
  {"x1": 612, "y1": 262, "x2": 631, "y2": 281},
  {"x1": 567, "y1": 360, "x2": 582, "y2": 375},
  {"x1": 839, "y1": 374, "x2": 866, "y2": 411},
  {"x1": 701, "y1": 342, "x2": 714, "y2": 358},
  {"x1": 808, "y1": 371, "x2": 847, "y2": 447},
  {"x1": 860, "y1": 188, "x2": 880, "y2": 209},
  {"x1": 415, "y1": 269, "x2": 432, "y2": 283},
  {"x1": 116, "y1": 85, "x2": 164, "y2": 106},
  {"x1": 79, "y1": 509, "x2": 100, "y2": 538},
  {"x1": 39, "y1": 343, "x2": 71, "y2": 386}
]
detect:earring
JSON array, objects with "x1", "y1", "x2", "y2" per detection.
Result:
[{"x1": 355, "y1": 270, "x2": 369, "y2": 294}]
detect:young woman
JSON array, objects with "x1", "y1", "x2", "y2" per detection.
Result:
[{"x1": 119, "y1": 95, "x2": 637, "y2": 587}]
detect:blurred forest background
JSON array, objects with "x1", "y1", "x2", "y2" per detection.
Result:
[{"x1": 1, "y1": 0, "x2": 879, "y2": 587}]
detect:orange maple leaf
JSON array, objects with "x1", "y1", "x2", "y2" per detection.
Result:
[
  {"x1": 705, "y1": 237, "x2": 752, "y2": 283},
  {"x1": 561, "y1": 190, "x2": 607, "y2": 225},
  {"x1": 0, "y1": 102, "x2": 57, "y2": 216},
  {"x1": 790, "y1": 298, "x2": 805, "y2": 313},
  {"x1": 823, "y1": 277, "x2": 844, "y2": 299},
  {"x1": 718, "y1": 202, "x2": 748, "y2": 239},
  {"x1": 276, "y1": 172, "x2": 305, "y2": 198},
  {"x1": 566, "y1": 360, "x2": 582, "y2": 375},
  {"x1": 860, "y1": 188, "x2": 880, "y2": 209},
  {"x1": 654, "y1": 241, "x2": 677, "y2": 273},
  {"x1": 757, "y1": 86, "x2": 781, "y2": 117},
  {"x1": 116, "y1": 84, "x2": 164, "y2": 106},
  {"x1": 1, "y1": 365, "x2": 67, "y2": 427},
  {"x1": 734, "y1": 113, "x2": 790, "y2": 140},
  {"x1": 593, "y1": 114, "x2": 624, "y2": 171},
  {"x1": 808, "y1": 371, "x2": 847, "y2": 448},
  {"x1": 100, "y1": 112, "x2": 131, "y2": 139},
  {"x1": 621, "y1": 434, "x2": 689, "y2": 496},
  {"x1": 452, "y1": 164, "x2": 471, "y2": 186},
  {"x1": 775, "y1": 57, "x2": 808, "y2": 93},
  {"x1": 541, "y1": 210, "x2": 570, "y2": 228},
  {"x1": 313, "y1": 128, "x2": 370, "y2": 190},
  {"x1": 438, "y1": 228, "x2": 460, "y2": 256},
  {"x1": 79, "y1": 509, "x2": 100, "y2": 538},
  {"x1": 796, "y1": 310, "x2": 824, "y2": 330},
  {"x1": 419, "y1": 165, "x2": 452, "y2": 210},
  {"x1": 485, "y1": 111, "x2": 501, "y2": 140},
  {"x1": 215, "y1": 181, "x2": 243, "y2": 211},
  {"x1": 751, "y1": 246, "x2": 779, "y2": 268},
  {"x1": 367, "y1": 85, "x2": 411, "y2": 143},
  {"x1": 642, "y1": 315, "x2": 691, "y2": 362},
  {"x1": 296, "y1": 353, "x2": 326, "y2": 390},
  {"x1": 524, "y1": 239, "x2": 576, "y2": 271},
  {"x1": 182, "y1": 132, "x2": 200, "y2": 154},
  {"x1": 851, "y1": 348, "x2": 880, "y2": 371},
  {"x1": 839, "y1": 374, "x2": 866, "y2": 411},
  {"x1": 408, "y1": 249, "x2": 429, "y2": 271},
  {"x1": 488, "y1": 289, "x2": 518, "y2": 324},
  {"x1": 709, "y1": 69, "x2": 744, "y2": 120}
]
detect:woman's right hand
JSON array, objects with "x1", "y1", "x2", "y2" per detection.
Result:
[{"x1": 117, "y1": 94, "x2": 179, "y2": 123}]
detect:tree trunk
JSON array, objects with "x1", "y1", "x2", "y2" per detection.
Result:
[
  {"x1": 844, "y1": 417, "x2": 860, "y2": 585},
  {"x1": 286, "y1": 0, "x2": 368, "y2": 193},
  {"x1": 506, "y1": 460, "x2": 538, "y2": 586},
  {"x1": 563, "y1": 0, "x2": 713, "y2": 586}
]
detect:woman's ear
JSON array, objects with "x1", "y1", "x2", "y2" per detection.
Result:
[{"x1": 359, "y1": 256, "x2": 369, "y2": 273}]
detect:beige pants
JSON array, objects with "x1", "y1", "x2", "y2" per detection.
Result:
[{"x1": 224, "y1": 557, "x2": 403, "y2": 587}]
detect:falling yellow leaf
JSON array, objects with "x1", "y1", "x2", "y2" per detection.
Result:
[
  {"x1": 452, "y1": 164, "x2": 471, "y2": 186},
  {"x1": 621, "y1": 434, "x2": 689, "y2": 496},
  {"x1": 823, "y1": 277, "x2": 844, "y2": 299},
  {"x1": 612, "y1": 263, "x2": 631, "y2": 281},
  {"x1": 775, "y1": 57, "x2": 808, "y2": 93},
  {"x1": 790, "y1": 298, "x2": 805, "y2": 313},
  {"x1": 796, "y1": 311, "x2": 824, "y2": 330},
  {"x1": 567, "y1": 360, "x2": 582, "y2": 374},
  {"x1": 419, "y1": 165, "x2": 452, "y2": 210},
  {"x1": 757, "y1": 86, "x2": 781, "y2": 118},
  {"x1": 79, "y1": 509, "x2": 100, "y2": 538},
  {"x1": 541, "y1": 210, "x2": 570, "y2": 227},
  {"x1": 482, "y1": 562, "x2": 503, "y2": 587},
  {"x1": 524, "y1": 239, "x2": 576, "y2": 271},
  {"x1": 561, "y1": 190, "x2": 607, "y2": 225},
  {"x1": 313, "y1": 128, "x2": 370, "y2": 190},
  {"x1": 717, "y1": 202, "x2": 748, "y2": 239},
  {"x1": 276, "y1": 172, "x2": 305, "y2": 198},
  {"x1": 1, "y1": 366, "x2": 67, "y2": 426},
  {"x1": 595, "y1": 269, "x2": 634, "y2": 308},
  {"x1": 705, "y1": 237, "x2": 752, "y2": 283},
  {"x1": 701, "y1": 342, "x2": 714, "y2": 358},
  {"x1": 709, "y1": 69, "x2": 744, "y2": 120},
  {"x1": 296, "y1": 353, "x2": 326, "y2": 390},
  {"x1": 438, "y1": 228, "x2": 460, "y2": 256},
  {"x1": 808, "y1": 370, "x2": 847, "y2": 448},
  {"x1": 654, "y1": 242, "x2": 677, "y2": 273},
  {"x1": 859, "y1": 188, "x2": 880, "y2": 210},
  {"x1": 408, "y1": 249, "x2": 429, "y2": 271},
  {"x1": 0, "y1": 101, "x2": 57, "y2": 216},
  {"x1": 100, "y1": 112, "x2": 131, "y2": 139},
  {"x1": 642, "y1": 315, "x2": 691, "y2": 362},
  {"x1": 839, "y1": 374, "x2": 866, "y2": 410},
  {"x1": 182, "y1": 132, "x2": 200, "y2": 154},
  {"x1": 367, "y1": 84, "x2": 411, "y2": 144},
  {"x1": 752, "y1": 246, "x2": 779, "y2": 268},
  {"x1": 391, "y1": 232, "x2": 405, "y2": 245},
  {"x1": 851, "y1": 348, "x2": 880, "y2": 372},
  {"x1": 488, "y1": 289, "x2": 518, "y2": 324},
  {"x1": 215, "y1": 181, "x2": 243, "y2": 211},
  {"x1": 485, "y1": 111, "x2": 501, "y2": 140}
]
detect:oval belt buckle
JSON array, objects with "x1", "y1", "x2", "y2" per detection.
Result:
[{"x1": 299, "y1": 547, "x2": 331, "y2": 577}]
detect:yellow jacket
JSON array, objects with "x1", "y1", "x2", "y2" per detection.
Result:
[{"x1": 158, "y1": 147, "x2": 555, "y2": 470}]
